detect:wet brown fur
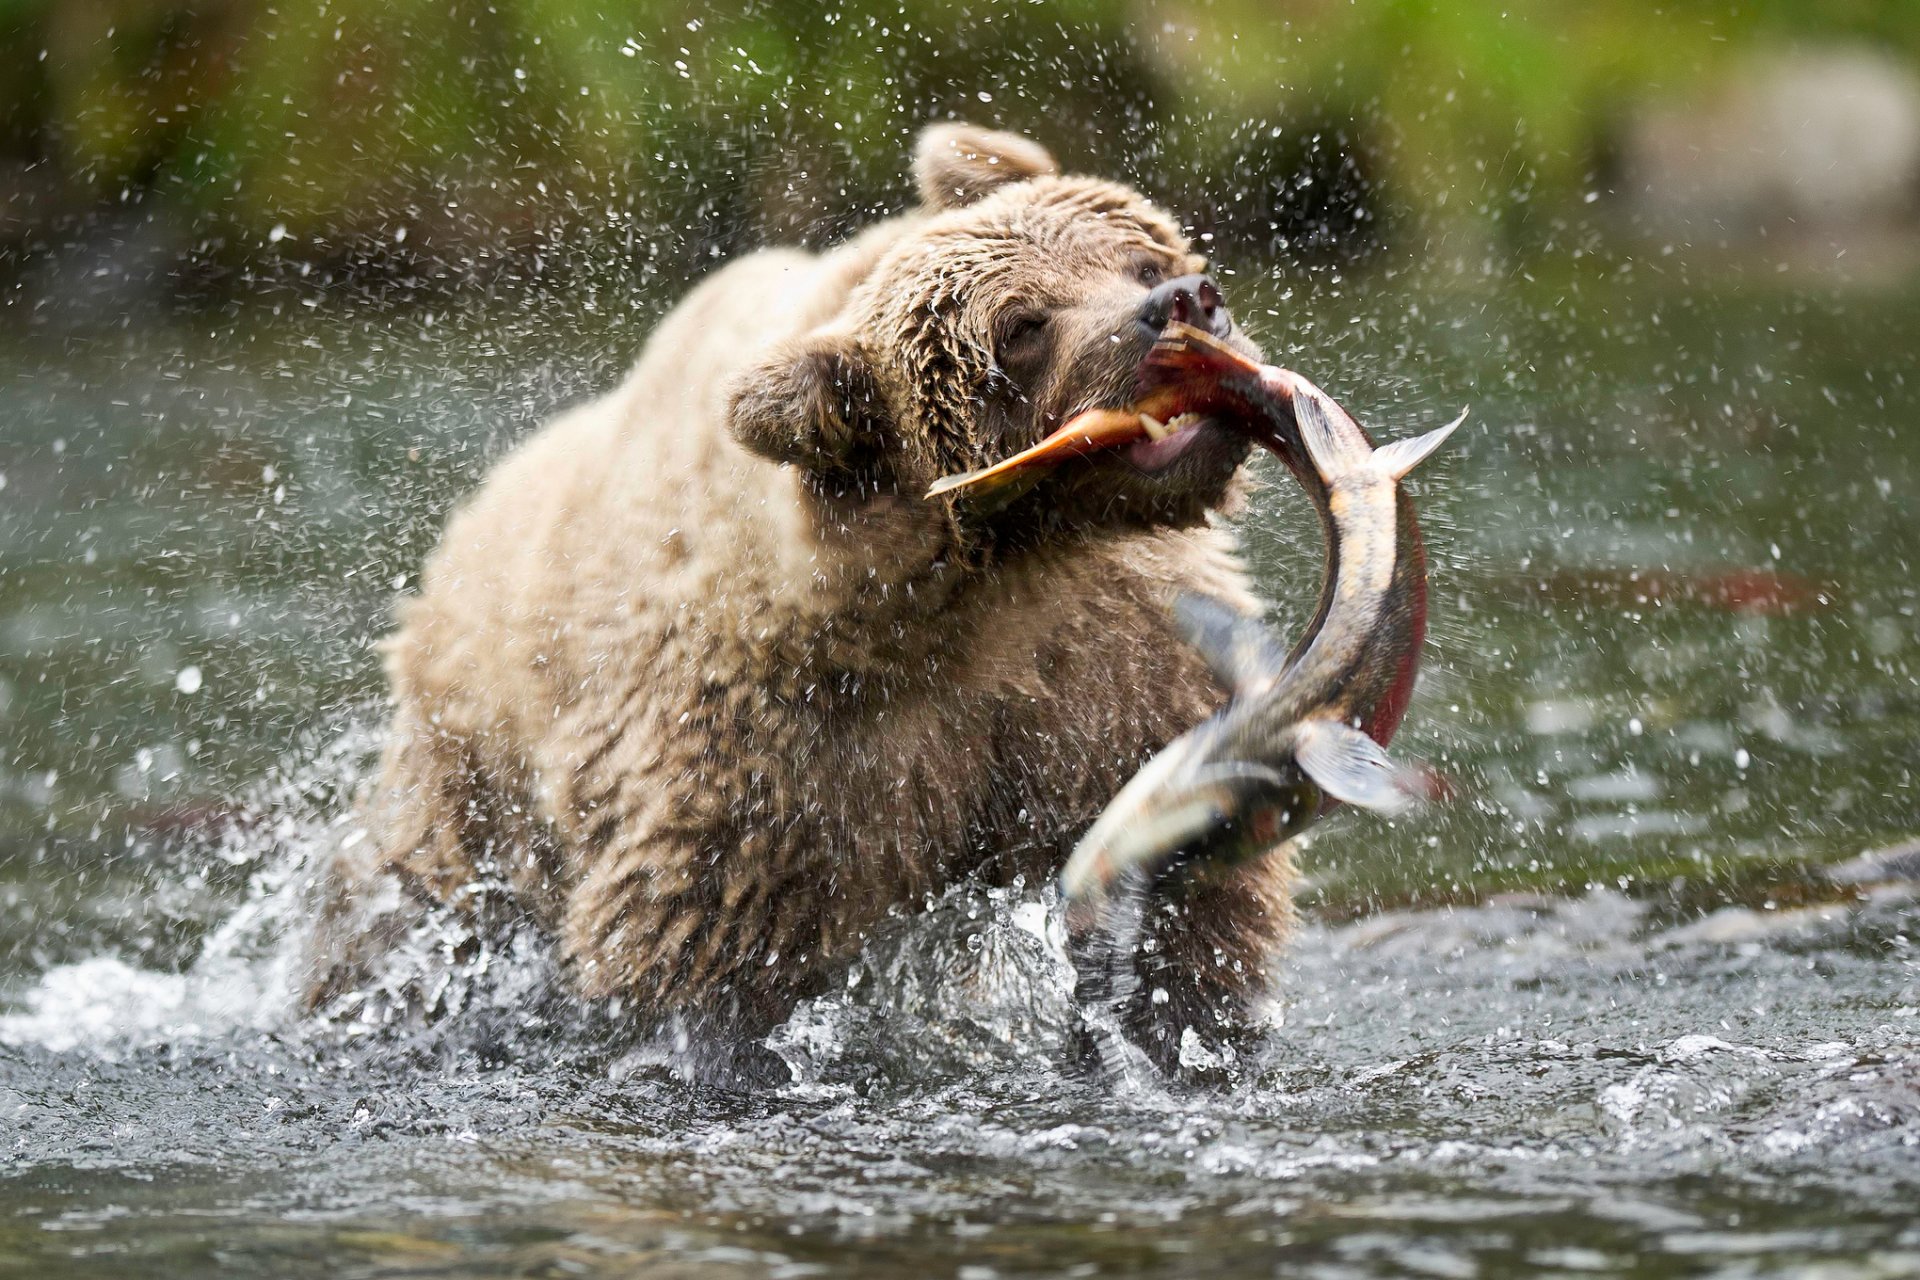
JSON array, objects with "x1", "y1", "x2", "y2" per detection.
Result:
[{"x1": 308, "y1": 125, "x2": 1296, "y2": 1060}]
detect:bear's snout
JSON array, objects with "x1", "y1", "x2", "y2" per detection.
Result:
[{"x1": 1137, "y1": 274, "x2": 1232, "y2": 342}]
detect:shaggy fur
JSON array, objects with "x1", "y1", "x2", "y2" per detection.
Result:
[{"x1": 309, "y1": 124, "x2": 1297, "y2": 1063}]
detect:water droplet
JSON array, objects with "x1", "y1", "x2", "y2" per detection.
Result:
[{"x1": 175, "y1": 666, "x2": 203, "y2": 695}]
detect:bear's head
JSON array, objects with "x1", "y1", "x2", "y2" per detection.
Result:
[{"x1": 728, "y1": 124, "x2": 1261, "y2": 545}]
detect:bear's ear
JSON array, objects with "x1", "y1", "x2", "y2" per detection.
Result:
[
  {"x1": 728, "y1": 331, "x2": 889, "y2": 473},
  {"x1": 914, "y1": 123, "x2": 1058, "y2": 211}
]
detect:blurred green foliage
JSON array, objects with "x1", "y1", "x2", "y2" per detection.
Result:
[
  {"x1": 0, "y1": 0, "x2": 1915, "y2": 280},
  {"x1": 1183, "y1": 0, "x2": 1920, "y2": 210}
]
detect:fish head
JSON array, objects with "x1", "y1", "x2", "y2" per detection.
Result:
[{"x1": 1059, "y1": 719, "x2": 1317, "y2": 915}]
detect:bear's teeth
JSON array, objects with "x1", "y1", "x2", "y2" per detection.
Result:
[
  {"x1": 1167, "y1": 413, "x2": 1202, "y2": 433},
  {"x1": 1139, "y1": 413, "x2": 1171, "y2": 442}
]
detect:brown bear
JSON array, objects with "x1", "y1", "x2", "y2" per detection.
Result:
[{"x1": 308, "y1": 123, "x2": 1296, "y2": 1068}]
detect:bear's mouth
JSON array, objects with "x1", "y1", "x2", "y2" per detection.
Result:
[
  {"x1": 1123, "y1": 411, "x2": 1222, "y2": 472},
  {"x1": 924, "y1": 403, "x2": 1221, "y2": 505},
  {"x1": 925, "y1": 324, "x2": 1264, "y2": 505}
]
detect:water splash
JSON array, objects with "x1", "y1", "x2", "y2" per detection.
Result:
[{"x1": 770, "y1": 877, "x2": 1081, "y2": 1087}]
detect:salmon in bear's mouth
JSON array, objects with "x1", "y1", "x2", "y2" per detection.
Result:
[{"x1": 925, "y1": 325, "x2": 1257, "y2": 503}]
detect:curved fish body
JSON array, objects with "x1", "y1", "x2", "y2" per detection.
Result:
[{"x1": 925, "y1": 325, "x2": 1462, "y2": 908}]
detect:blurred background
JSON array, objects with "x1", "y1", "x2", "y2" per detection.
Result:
[
  {"x1": 5, "y1": 1, "x2": 1920, "y2": 298},
  {"x1": 1, "y1": 0, "x2": 1917, "y2": 969}
]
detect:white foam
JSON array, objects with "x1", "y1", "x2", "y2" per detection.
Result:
[
  {"x1": 0, "y1": 720, "x2": 379, "y2": 1056},
  {"x1": 0, "y1": 952, "x2": 280, "y2": 1055}
]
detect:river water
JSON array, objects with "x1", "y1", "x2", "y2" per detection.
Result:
[{"x1": 1, "y1": 257, "x2": 1916, "y2": 1276}]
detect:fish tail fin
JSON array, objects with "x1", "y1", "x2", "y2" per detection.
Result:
[
  {"x1": 1289, "y1": 373, "x2": 1468, "y2": 487},
  {"x1": 1292, "y1": 718, "x2": 1430, "y2": 816},
  {"x1": 1372, "y1": 407, "x2": 1469, "y2": 482}
]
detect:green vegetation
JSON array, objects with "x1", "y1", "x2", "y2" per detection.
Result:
[{"x1": 2, "y1": 0, "x2": 1915, "y2": 277}]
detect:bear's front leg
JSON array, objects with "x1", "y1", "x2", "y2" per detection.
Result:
[
  {"x1": 553, "y1": 789, "x2": 903, "y2": 1083},
  {"x1": 1072, "y1": 851, "x2": 1298, "y2": 1078}
]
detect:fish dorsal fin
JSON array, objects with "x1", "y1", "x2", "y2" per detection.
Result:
[
  {"x1": 1373, "y1": 407, "x2": 1469, "y2": 482},
  {"x1": 1293, "y1": 719, "x2": 1424, "y2": 815},
  {"x1": 1289, "y1": 377, "x2": 1372, "y2": 482},
  {"x1": 1173, "y1": 591, "x2": 1290, "y2": 695}
]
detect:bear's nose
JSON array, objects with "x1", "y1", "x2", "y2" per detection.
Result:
[{"x1": 1138, "y1": 273, "x2": 1232, "y2": 340}]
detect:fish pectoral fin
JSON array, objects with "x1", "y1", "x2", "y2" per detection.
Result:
[
  {"x1": 1373, "y1": 406, "x2": 1469, "y2": 482},
  {"x1": 1173, "y1": 592, "x2": 1290, "y2": 695},
  {"x1": 1293, "y1": 720, "x2": 1424, "y2": 815}
]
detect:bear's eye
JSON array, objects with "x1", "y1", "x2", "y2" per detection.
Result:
[
  {"x1": 1136, "y1": 260, "x2": 1165, "y2": 288},
  {"x1": 996, "y1": 311, "x2": 1049, "y2": 362}
]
